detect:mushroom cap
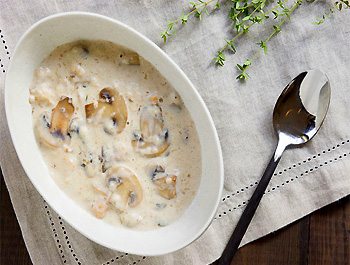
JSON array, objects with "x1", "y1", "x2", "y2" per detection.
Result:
[
  {"x1": 51, "y1": 97, "x2": 75, "y2": 138},
  {"x1": 85, "y1": 87, "x2": 127, "y2": 134},
  {"x1": 37, "y1": 97, "x2": 74, "y2": 148},
  {"x1": 37, "y1": 119, "x2": 62, "y2": 148},
  {"x1": 68, "y1": 117, "x2": 79, "y2": 134},
  {"x1": 153, "y1": 175, "x2": 177, "y2": 200},
  {"x1": 132, "y1": 104, "x2": 170, "y2": 157},
  {"x1": 106, "y1": 166, "x2": 143, "y2": 212}
]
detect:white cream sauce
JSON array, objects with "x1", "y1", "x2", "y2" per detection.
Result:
[{"x1": 29, "y1": 40, "x2": 201, "y2": 230}]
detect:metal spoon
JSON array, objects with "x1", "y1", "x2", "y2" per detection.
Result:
[{"x1": 218, "y1": 69, "x2": 331, "y2": 265}]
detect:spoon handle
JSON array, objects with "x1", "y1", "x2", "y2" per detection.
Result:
[{"x1": 218, "y1": 147, "x2": 284, "y2": 265}]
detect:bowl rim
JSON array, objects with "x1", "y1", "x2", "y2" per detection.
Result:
[{"x1": 4, "y1": 11, "x2": 224, "y2": 256}]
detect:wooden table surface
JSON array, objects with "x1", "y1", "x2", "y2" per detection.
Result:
[{"x1": 1, "y1": 170, "x2": 349, "y2": 265}]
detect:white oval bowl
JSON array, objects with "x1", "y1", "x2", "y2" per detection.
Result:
[{"x1": 5, "y1": 12, "x2": 223, "y2": 256}]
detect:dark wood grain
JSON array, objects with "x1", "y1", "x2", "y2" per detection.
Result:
[
  {"x1": 227, "y1": 216, "x2": 310, "y2": 265},
  {"x1": 0, "y1": 170, "x2": 32, "y2": 265},
  {"x1": 309, "y1": 197, "x2": 350, "y2": 265},
  {"x1": 1, "y1": 166, "x2": 349, "y2": 265},
  {"x1": 212, "y1": 196, "x2": 349, "y2": 265}
]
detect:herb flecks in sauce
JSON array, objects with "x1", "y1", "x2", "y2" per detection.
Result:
[{"x1": 29, "y1": 40, "x2": 201, "y2": 230}]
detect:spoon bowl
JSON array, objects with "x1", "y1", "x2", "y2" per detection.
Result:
[
  {"x1": 219, "y1": 69, "x2": 330, "y2": 265},
  {"x1": 274, "y1": 69, "x2": 330, "y2": 147}
]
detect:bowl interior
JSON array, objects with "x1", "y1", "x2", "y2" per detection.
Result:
[{"x1": 5, "y1": 12, "x2": 223, "y2": 255}]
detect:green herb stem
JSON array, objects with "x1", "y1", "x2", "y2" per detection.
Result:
[
  {"x1": 230, "y1": 0, "x2": 262, "y2": 21},
  {"x1": 237, "y1": 0, "x2": 302, "y2": 79},
  {"x1": 314, "y1": 0, "x2": 349, "y2": 25},
  {"x1": 161, "y1": 0, "x2": 217, "y2": 42},
  {"x1": 162, "y1": 0, "x2": 348, "y2": 81},
  {"x1": 178, "y1": 0, "x2": 215, "y2": 23},
  {"x1": 219, "y1": 0, "x2": 290, "y2": 54}
]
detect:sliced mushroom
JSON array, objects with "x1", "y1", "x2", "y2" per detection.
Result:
[
  {"x1": 106, "y1": 166, "x2": 143, "y2": 212},
  {"x1": 132, "y1": 104, "x2": 170, "y2": 157},
  {"x1": 148, "y1": 164, "x2": 177, "y2": 200},
  {"x1": 37, "y1": 97, "x2": 74, "y2": 148},
  {"x1": 150, "y1": 165, "x2": 166, "y2": 179},
  {"x1": 68, "y1": 118, "x2": 91, "y2": 145},
  {"x1": 120, "y1": 53, "x2": 140, "y2": 65},
  {"x1": 68, "y1": 117, "x2": 80, "y2": 134},
  {"x1": 36, "y1": 112, "x2": 54, "y2": 146},
  {"x1": 100, "y1": 146, "x2": 113, "y2": 173},
  {"x1": 99, "y1": 144, "x2": 128, "y2": 173},
  {"x1": 153, "y1": 175, "x2": 177, "y2": 200},
  {"x1": 85, "y1": 87, "x2": 127, "y2": 134},
  {"x1": 51, "y1": 97, "x2": 75, "y2": 137}
]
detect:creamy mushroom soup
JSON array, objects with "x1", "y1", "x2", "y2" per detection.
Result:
[{"x1": 29, "y1": 40, "x2": 201, "y2": 230}]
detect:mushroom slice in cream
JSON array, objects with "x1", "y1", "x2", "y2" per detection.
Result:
[
  {"x1": 37, "y1": 97, "x2": 74, "y2": 148},
  {"x1": 149, "y1": 165, "x2": 177, "y2": 200},
  {"x1": 99, "y1": 145, "x2": 121, "y2": 173},
  {"x1": 154, "y1": 175, "x2": 177, "y2": 200},
  {"x1": 30, "y1": 40, "x2": 202, "y2": 230},
  {"x1": 85, "y1": 87, "x2": 128, "y2": 134},
  {"x1": 106, "y1": 166, "x2": 143, "y2": 212},
  {"x1": 68, "y1": 117, "x2": 80, "y2": 135},
  {"x1": 132, "y1": 104, "x2": 170, "y2": 157},
  {"x1": 120, "y1": 53, "x2": 140, "y2": 65}
]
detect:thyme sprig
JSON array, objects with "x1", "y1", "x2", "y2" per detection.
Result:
[
  {"x1": 214, "y1": 0, "x2": 290, "y2": 66},
  {"x1": 313, "y1": 0, "x2": 349, "y2": 25},
  {"x1": 237, "y1": 0, "x2": 303, "y2": 79},
  {"x1": 161, "y1": 0, "x2": 219, "y2": 42},
  {"x1": 161, "y1": 0, "x2": 348, "y2": 80}
]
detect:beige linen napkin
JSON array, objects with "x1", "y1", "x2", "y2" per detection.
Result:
[{"x1": 1, "y1": 1, "x2": 350, "y2": 264}]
